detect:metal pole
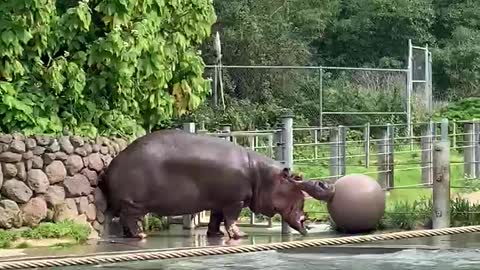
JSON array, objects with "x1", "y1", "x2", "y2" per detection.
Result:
[
  {"x1": 475, "y1": 120, "x2": 480, "y2": 179},
  {"x1": 387, "y1": 124, "x2": 395, "y2": 189},
  {"x1": 280, "y1": 112, "x2": 294, "y2": 235},
  {"x1": 329, "y1": 128, "x2": 340, "y2": 180},
  {"x1": 407, "y1": 39, "x2": 413, "y2": 151},
  {"x1": 364, "y1": 123, "x2": 370, "y2": 168},
  {"x1": 441, "y1": 118, "x2": 449, "y2": 142},
  {"x1": 464, "y1": 122, "x2": 475, "y2": 179},
  {"x1": 424, "y1": 44, "x2": 429, "y2": 112},
  {"x1": 421, "y1": 121, "x2": 433, "y2": 184},
  {"x1": 338, "y1": 125, "x2": 347, "y2": 176},
  {"x1": 432, "y1": 138, "x2": 450, "y2": 229},
  {"x1": 378, "y1": 127, "x2": 388, "y2": 189},
  {"x1": 314, "y1": 130, "x2": 318, "y2": 160},
  {"x1": 319, "y1": 68, "x2": 323, "y2": 137},
  {"x1": 182, "y1": 122, "x2": 196, "y2": 230}
]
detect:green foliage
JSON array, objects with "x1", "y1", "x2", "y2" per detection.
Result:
[
  {"x1": 144, "y1": 215, "x2": 169, "y2": 232},
  {"x1": 434, "y1": 97, "x2": 480, "y2": 121},
  {"x1": 0, "y1": 0, "x2": 216, "y2": 138},
  {"x1": 0, "y1": 220, "x2": 91, "y2": 249}
]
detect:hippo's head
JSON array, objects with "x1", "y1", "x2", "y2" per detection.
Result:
[{"x1": 271, "y1": 168, "x2": 335, "y2": 235}]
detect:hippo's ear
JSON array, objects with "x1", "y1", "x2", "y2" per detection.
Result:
[{"x1": 281, "y1": 167, "x2": 291, "y2": 178}]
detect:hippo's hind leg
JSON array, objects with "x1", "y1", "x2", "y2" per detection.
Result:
[
  {"x1": 207, "y1": 209, "x2": 225, "y2": 237},
  {"x1": 222, "y1": 202, "x2": 247, "y2": 240},
  {"x1": 119, "y1": 201, "x2": 147, "y2": 239}
]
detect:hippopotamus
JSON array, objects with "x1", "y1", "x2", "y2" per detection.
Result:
[{"x1": 98, "y1": 129, "x2": 335, "y2": 239}]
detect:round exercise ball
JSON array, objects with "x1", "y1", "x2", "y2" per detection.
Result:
[{"x1": 327, "y1": 174, "x2": 386, "y2": 233}]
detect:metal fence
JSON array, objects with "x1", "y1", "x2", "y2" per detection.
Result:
[
  {"x1": 168, "y1": 116, "x2": 480, "y2": 233},
  {"x1": 202, "y1": 39, "x2": 433, "y2": 136}
]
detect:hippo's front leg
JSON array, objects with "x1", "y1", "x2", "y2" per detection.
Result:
[
  {"x1": 222, "y1": 202, "x2": 247, "y2": 240},
  {"x1": 207, "y1": 209, "x2": 225, "y2": 237}
]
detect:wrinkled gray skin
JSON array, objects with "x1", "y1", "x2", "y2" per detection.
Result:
[{"x1": 99, "y1": 129, "x2": 335, "y2": 239}]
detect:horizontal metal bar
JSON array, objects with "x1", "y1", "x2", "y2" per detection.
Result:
[
  {"x1": 322, "y1": 112, "x2": 407, "y2": 115},
  {"x1": 204, "y1": 64, "x2": 409, "y2": 73}
]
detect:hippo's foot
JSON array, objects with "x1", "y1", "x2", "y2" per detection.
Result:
[{"x1": 226, "y1": 224, "x2": 247, "y2": 240}]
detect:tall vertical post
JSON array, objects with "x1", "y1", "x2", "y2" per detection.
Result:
[
  {"x1": 314, "y1": 130, "x2": 319, "y2": 160},
  {"x1": 407, "y1": 39, "x2": 413, "y2": 150},
  {"x1": 280, "y1": 112, "x2": 294, "y2": 235},
  {"x1": 387, "y1": 124, "x2": 395, "y2": 189},
  {"x1": 378, "y1": 124, "x2": 394, "y2": 189},
  {"x1": 338, "y1": 125, "x2": 347, "y2": 176},
  {"x1": 475, "y1": 120, "x2": 480, "y2": 179},
  {"x1": 319, "y1": 68, "x2": 323, "y2": 137},
  {"x1": 182, "y1": 122, "x2": 196, "y2": 230},
  {"x1": 421, "y1": 121, "x2": 434, "y2": 184},
  {"x1": 330, "y1": 128, "x2": 340, "y2": 180},
  {"x1": 364, "y1": 123, "x2": 370, "y2": 168},
  {"x1": 464, "y1": 122, "x2": 475, "y2": 179},
  {"x1": 432, "y1": 118, "x2": 450, "y2": 229},
  {"x1": 221, "y1": 124, "x2": 231, "y2": 141}
]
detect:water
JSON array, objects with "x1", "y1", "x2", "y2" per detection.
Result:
[{"x1": 58, "y1": 248, "x2": 480, "y2": 270}]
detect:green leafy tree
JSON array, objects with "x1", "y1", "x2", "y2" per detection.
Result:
[{"x1": 0, "y1": 0, "x2": 216, "y2": 138}]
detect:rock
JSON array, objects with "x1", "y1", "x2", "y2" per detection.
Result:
[
  {"x1": 88, "y1": 224, "x2": 99, "y2": 240},
  {"x1": 2, "y1": 163, "x2": 17, "y2": 178},
  {"x1": 53, "y1": 200, "x2": 78, "y2": 222},
  {"x1": 22, "y1": 151, "x2": 33, "y2": 160},
  {"x1": 0, "y1": 143, "x2": 8, "y2": 152},
  {"x1": 55, "y1": 152, "x2": 69, "y2": 161},
  {"x1": 108, "y1": 145, "x2": 115, "y2": 155},
  {"x1": 21, "y1": 197, "x2": 47, "y2": 226},
  {"x1": 100, "y1": 147, "x2": 109, "y2": 155},
  {"x1": 46, "y1": 139, "x2": 60, "y2": 152},
  {"x1": 1, "y1": 180, "x2": 33, "y2": 203},
  {"x1": 78, "y1": 196, "x2": 88, "y2": 214},
  {"x1": 116, "y1": 138, "x2": 128, "y2": 151},
  {"x1": 45, "y1": 161, "x2": 67, "y2": 184},
  {"x1": 9, "y1": 140, "x2": 26, "y2": 154},
  {"x1": 84, "y1": 144, "x2": 93, "y2": 155},
  {"x1": 63, "y1": 174, "x2": 92, "y2": 197},
  {"x1": 46, "y1": 209, "x2": 54, "y2": 221},
  {"x1": 74, "y1": 197, "x2": 80, "y2": 204},
  {"x1": 25, "y1": 138, "x2": 36, "y2": 150},
  {"x1": 86, "y1": 204, "x2": 96, "y2": 221},
  {"x1": 35, "y1": 135, "x2": 52, "y2": 146},
  {"x1": 12, "y1": 133, "x2": 24, "y2": 141},
  {"x1": 27, "y1": 169, "x2": 49, "y2": 194},
  {"x1": 70, "y1": 136, "x2": 84, "y2": 148},
  {"x1": 25, "y1": 160, "x2": 32, "y2": 170},
  {"x1": 87, "y1": 194, "x2": 94, "y2": 203},
  {"x1": 0, "y1": 152, "x2": 22, "y2": 163},
  {"x1": 112, "y1": 143, "x2": 120, "y2": 155},
  {"x1": 31, "y1": 156, "x2": 43, "y2": 169},
  {"x1": 81, "y1": 168, "x2": 98, "y2": 186},
  {"x1": 93, "y1": 220, "x2": 103, "y2": 234},
  {"x1": 101, "y1": 155, "x2": 113, "y2": 167},
  {"x1": 66, "y1": 155, "x2": 84, "y2": 176},
  {"x1": 0, "y1": 134, "x2": 12, "y2": 144},
  {"x1": 0, "y1": 165, "x2": 3, "y2": 189},
  {"x1": 45, "y1": 185, "x2": 65, "y2": 206},
  {"x1": 32, "y1": 146, "x2": 45, "y2": 155},
  {"x1": 59, "y1": 136, "x2": 74, "y2": 154},
  {"x1": 74, "y1": 214, "x2": 88, "y2": 225},
  {"x1": 96, "y1": 210, "x2": 105, "y2": 223},
  {"x1": 92, "y1": 144, "x2": 101, "y2": 153},
  {"x1": 15, "y1": 162, "x2": 26, "y2": 181},
  {"x1": 96, "y1": 137, "x2": 105, "y2": 146},
  {"x1": 74, "y1": 147, "x2": 88, "y2": 157},
  {"x1": 66, "y1": 198, "x2": 77, "y2": 211},
  {"x1": 87, "y1": 153, "x2": 103, "y2": 172},
  {"x1": 94, "y1": 188, "x2": 107, "y2": 213},
  {"x1": 0, "y1": 200, "x2": 22, "y2": 229},
  {"x1": 82, "y1": 157, "x2": 89, "y2": 168},
  {"x1": 43, "y1": 153, "x2": 56, "y2": 166}
]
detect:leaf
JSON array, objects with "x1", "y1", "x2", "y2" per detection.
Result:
[{"x1": 1, "y1": 30, "x2": 15, "y2": 44}]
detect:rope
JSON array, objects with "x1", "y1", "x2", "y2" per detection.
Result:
[{"x1": 2, "y1": 225, "x2": 480, "y2": 269}]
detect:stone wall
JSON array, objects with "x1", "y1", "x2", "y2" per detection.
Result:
[{"x1": 0, "y1": 133, "x2": 127, "y2": 238}]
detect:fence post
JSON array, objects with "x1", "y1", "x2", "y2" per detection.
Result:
[
  {"x1": 221, "y1": 124, "x2": 231, "y2": 141},
  {"x1": 378, "y1": 124, "x2": 394, "y2": 189},
  {"x1": 421, "y1": 121, "x2": 434, "y2": 184},
  {"x1": 339, "y1": 126, "x2": 347, "y2": 176},
  {"x1": 432, "y1": 119, "x2": 450, "y2": 229},
  {"x1": 182, "y1": 122, "x2": 196, "y2": 230},
  {"x1": 280, "y1": 112, "x2": 294, "y2": 235},
  {"x1": 364, "y1": 123, "x2": 370, "y2": 168},
  {"x1": 464, "y1": 121, "x2": 476, "y2": 179},
  {"x1": 329, "y1": 128, "x2": 339, "y2": 180},
  {"x1": 475, "y1": 120, "x2": 480, "y2": 179}
]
